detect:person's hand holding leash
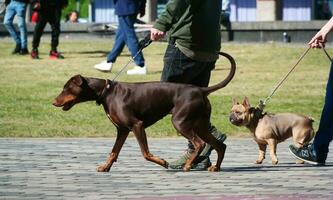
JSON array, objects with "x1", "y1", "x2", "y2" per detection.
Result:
[
  {"x1": 150, "y1": 28, "x2": 165, "y2": 41},
  {"x1": 309, "y1": 17, "x2": 333, "y2": 48}
]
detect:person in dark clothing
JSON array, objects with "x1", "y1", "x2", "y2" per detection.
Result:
[
  {"x1": 30, "y1": 0, "x2": 68, "y2": 59},
  {"x1": 289, "y1": 16, "x2": 333, "y2": 165},
  {"x1": 94, "y1": 0, "x2": 147, "y2": 75},
  {"x1": 4, "y1": 0, "x2": 30, "y2": 55},
  {"x1": 150, "y1": 0, "x2": 227, "y2": 169},
  {"x1": 221, "y1": 0, "x2": 233, "y2": 41}
]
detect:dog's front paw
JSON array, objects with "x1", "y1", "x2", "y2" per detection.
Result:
[
  {"x1": 296, "y1": 159, "x2": 305, "y2": 164},
  {"x1": 208, "y1": 165, "x2": 220, "y2": 172},
  {"x1": 272, "y1": 160, "x2": 278, "y2": 165},
  {"x1": 255, "y1": 160, "x2": 263, "y2": 164},
  {"x1": 163, "y1": 160, "x2": 169, "y2": 169},
  {"x1": 183, "y1": 165, "x2": 191, "y2": 172},
  {"x1": 97, "y1": 164, "x2": 110, "y2": 172}
]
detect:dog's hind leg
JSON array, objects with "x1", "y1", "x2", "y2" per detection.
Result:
[
  {"x1": 132, "y1": 121, "x2": 169, "y2": 168},
  {"x1": 292, "y1": 127, "x2": 315, "y2": 148},
  {"x1": 97, "y1": 128, "x2": 129, "y2": 172},
  {"x1": 196, "y1": 128, "x2": 226, "y2": 172},
  {"x1": 292, "y1": 127, "x2": 315, "y2": 164},
  {"x1": 171, "y1": 117, "x2": 206, "y2": 171},
  {"x1": 183, "y1": 133, "x2": 205, "y2": 171}
]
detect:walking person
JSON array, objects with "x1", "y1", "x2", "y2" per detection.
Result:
[
  {"x1": 3, "y1": 0, "x2": 29, "y2": 55},
  {"x1": 30, "y1": 0, "x2": 68, "y2": 59},
  {"x1": 150, "y1": 0, "x2": 227, "y2": 169},
  {"x1": 289, "y1": 17, "x2": 333, "y2": 165},
  {"x1": 221, "y1": 0, "x2": 233, "y2": 41},
  {"x1": 94, "y1": 0, "x2": 148, "y2": 75}
]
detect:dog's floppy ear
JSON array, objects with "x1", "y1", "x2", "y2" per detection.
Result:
[
  {"x1": 242, "y1": 96, "x2": 251, "y2": 108},
  {"x1": 72, "y1": 74, "x2": 83, "y2": 86}
]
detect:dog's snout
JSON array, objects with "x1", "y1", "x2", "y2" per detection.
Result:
[
  {"x1": 229, "y1": 113, "x2": 236, "y2": 123},
  {"x1": 52, "y1": 99, "x2": 59, "y2": 106}
]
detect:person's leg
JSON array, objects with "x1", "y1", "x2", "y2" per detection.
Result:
[
  {"x1": 32, "y1": 9, "x2": 47, "y2": 50},
  {"x1": 120, "y1": 14, "x2": 145, "y2": 67},
  {"x1": 94, "y1": 18, "x2": 126, "y2": 72},
  {"x1": 221, "y1": 12, "x2": 233, "y2": 41},
  {"x1": 162, "y1": 44, "x2": 226, "y2": 169},
  {"x1": 3, "y1": 2, "x2": 21, "y2": 53},
  {"x1": 15, "y1": 2, "x2": 27, "y2": 50},
  {"x1": 48, "y1": 8, "x2": 64, "y2": 59},
  {"x1": 289, "y1": 62, "x2": 333, "y2": 164},
  {"x1": 106, "y1": 17, "x2": 126, "y2": 63},
  {"x1": 313, "y1": 61, "x2": 333, "y2": 161}
]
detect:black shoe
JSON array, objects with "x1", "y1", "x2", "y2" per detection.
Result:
[
  {"x1": 19, "y1": 48, "x2": 29, "y2": 55},
  {"x1": 289, "y1": 144, "x2": 325, "y2": 165},
  {"x1": 12, "y1": 44, "x2": 21, "y2": 54}
]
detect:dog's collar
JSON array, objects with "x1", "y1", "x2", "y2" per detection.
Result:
[
  {"x1": 245, "y1": 107, "x2": 266, "y2": 127},
  {"x1": 96, "y1": 79, "x2": 112, "y2": 106}
]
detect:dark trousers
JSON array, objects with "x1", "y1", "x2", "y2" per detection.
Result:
[
  {"x1": 162, "y1": 43, "x2": 217, "y2": 150},
  {"x1": 32, "y1": 5, "x2": 61, "y2": 50},
  {"x1": 313, "y1": 61, "x2": 333, "y2": 161},
  {"x1": 161, "y1": 43, "x2": 215, "y2": 86}
]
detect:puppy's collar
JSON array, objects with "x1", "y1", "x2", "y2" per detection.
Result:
[{"x1": 96, "y1": 79, "x2": 112, "y2": 106}]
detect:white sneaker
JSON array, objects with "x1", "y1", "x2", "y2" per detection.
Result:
[
  {"x1": 126, "y1": 66, "x2": 147, "y2": 75},
  {"x1": 94, "y1": 60, "x2": 113, "y2": 72}
]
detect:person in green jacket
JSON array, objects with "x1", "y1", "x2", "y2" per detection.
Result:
[{"x1": 150, "y1": 0, "x2": 227, "y2": 170}]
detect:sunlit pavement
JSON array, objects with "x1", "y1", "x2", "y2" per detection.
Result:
[{"x1": 0, "y1": 138, "x2": 332, "y2": 200}]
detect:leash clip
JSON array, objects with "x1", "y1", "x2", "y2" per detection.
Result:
[{"x1": 257, "y1": 100, "x2": 266, "y2": 111}]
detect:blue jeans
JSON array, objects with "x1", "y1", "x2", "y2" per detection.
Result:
[
  {"x1": 313, "y1": 61, "x2": 333, "y2": 162},
  {"x1": 3, "y1": 0, "x2": 27, "y2": 49},
  {"x1": 107, "y1": 14, "x2": 145, "y2": 67}
]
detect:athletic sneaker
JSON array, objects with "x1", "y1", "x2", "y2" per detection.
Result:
[
  {"x1": 94, "y1": 60, "x2": 113, "y2": 72},
  {"x1": 168, "y1": 128, "x2": 227, "y2": 170},
  {"x1": 49, "y1": 50, "x2": 64, "y2": 59},
  {"x1": 31, "y1": 49, "x2": 39, "y2": 59},
  {"x1": 289, "y1": 144, "x2": 325, "y2": 165},
  {"x1": 127, "y1": 66, "x2": 147, "y2": 75},
  {"x1": 168, "y1": 149, "x2": 212, "y2": 170}
]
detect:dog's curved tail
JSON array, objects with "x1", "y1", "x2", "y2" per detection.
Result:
[{"x1": 202, "y1": 52, "x2": 236, "y2": 95}]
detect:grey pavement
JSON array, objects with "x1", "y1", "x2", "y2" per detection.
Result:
[{"x1": 0, "y1": 138, "x2": 332, "y2": 200}]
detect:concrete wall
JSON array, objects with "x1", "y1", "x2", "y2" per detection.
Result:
[
  {"x1": 0, "y1": 21, "x2": 328, "y2": 43},
  {"x1": 220, "y1": 21, "x2": 327, "y2": 42}
]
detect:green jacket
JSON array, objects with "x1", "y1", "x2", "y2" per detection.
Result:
[{"x1": 153, "y1": 0, "x2": 221, "y2": 61}]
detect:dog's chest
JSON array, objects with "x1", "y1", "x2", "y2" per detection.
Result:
[{"x1": 106, "y1": 113, "x2": 120, "y2": 128}]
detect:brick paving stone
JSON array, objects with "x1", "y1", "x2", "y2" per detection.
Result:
[{"x1": 0, "y1": 138, "x2": 332, "y2": 200}]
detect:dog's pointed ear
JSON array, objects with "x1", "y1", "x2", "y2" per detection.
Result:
[
  {"x1": 72, "y1": 74, "x2": 83, "y2": 86},
  {"x1": 242, "y1": 96, "x2": 251, "y2": 108},
  {"x1": 232, "y1": 98, "x2": 238, "y2": 105}
]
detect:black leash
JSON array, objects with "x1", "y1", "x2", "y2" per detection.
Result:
[
  {"x1": 96, "y1": 34, "x2": 152, "y2": 105},
  {"x1": 111, "y1": 33, "x2": 152, "y2": 82}
]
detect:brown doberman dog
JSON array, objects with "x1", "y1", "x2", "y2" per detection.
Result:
[{"x1": 53, "y1": 52, "x2": 236, "y2": 172}]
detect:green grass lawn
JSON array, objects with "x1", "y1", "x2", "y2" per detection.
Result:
[{"x1": 0, "y1": 38, "x2": 331, "y2": 137}]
